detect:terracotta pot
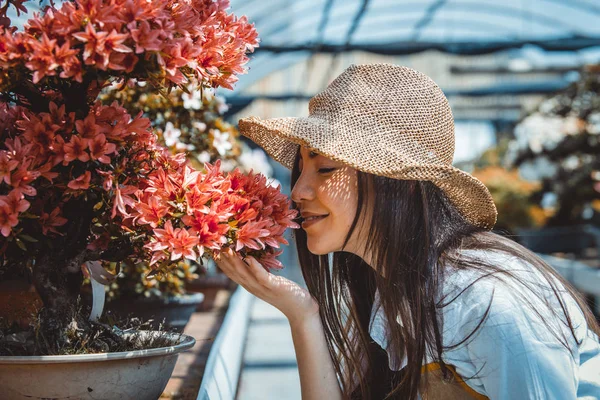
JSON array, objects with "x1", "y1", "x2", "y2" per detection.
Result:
[
  {"x1": 0, "y1": 331, "x2": 195, "y2": 400},
  {"x1": 0, "y1": 280, "x2": 42, "y2": 329}
]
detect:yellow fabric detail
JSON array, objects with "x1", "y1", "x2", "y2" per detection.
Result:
[{"x1": 421, "y1": 362, "x2": 489, "y2": 400}]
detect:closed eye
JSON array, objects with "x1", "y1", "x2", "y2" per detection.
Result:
[{"x1": 318, "y1": 168, "x2": 336, "y2": 174}]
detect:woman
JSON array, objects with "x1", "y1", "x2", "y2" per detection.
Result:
[{"x1": 215, "y1": 63, "x2": 600, "y2": 399}]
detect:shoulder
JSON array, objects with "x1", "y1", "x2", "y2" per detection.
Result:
[
  {"x1": 438, "y1": 249, "x2": 588, "y2": 398},
  {"x1": 439, "y1": 248, "x2": 587, "y2": 350}
]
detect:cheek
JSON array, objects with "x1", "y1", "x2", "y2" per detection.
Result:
[{"x1": 317, "y1": 172, "x2": 358, "y2": 231}]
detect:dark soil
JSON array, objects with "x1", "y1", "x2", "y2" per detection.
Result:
[{"x1": 0, "y1": 297, "x2": 182, "y2": 356}]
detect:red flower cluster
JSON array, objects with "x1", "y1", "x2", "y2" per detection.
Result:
[
  {"x1": 0, "y1": 1, "x2": 296, "y2": 277},
  {"x1": 0, "y1": 99, "x2": 153, "y2": 238},
  {"x1": 0, "y1": 98, "x2": 298, "y2": 272},
  {"x1": 0, "y1": 0, "x2": 259, "y2": 89},
  {"x1": 124, "y1": 159, "x2": 299, "y2": 271}
]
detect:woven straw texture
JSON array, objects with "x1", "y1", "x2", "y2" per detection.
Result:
[{"x1": 238, "y1": 63, "x2": 497, "y2": 229}]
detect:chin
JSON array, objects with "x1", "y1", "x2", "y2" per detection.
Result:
[{"x1": 306, "y1": 239, "x2": 333, "y2": 255}]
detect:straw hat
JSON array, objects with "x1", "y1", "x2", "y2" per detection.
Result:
[{"x1": 238, "y1": 63, "x2": 497, "y2": 229}]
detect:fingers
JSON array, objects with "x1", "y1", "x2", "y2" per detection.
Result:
[
  {"x1": 243, "y1": 256, "x2": 270, "y2": 286},
  {"x1": 214, "y1": 250, "x2": 277, "y2": 299},
  {"x1": 215, "y1": 250, "x2": 260, "y2": 289}
]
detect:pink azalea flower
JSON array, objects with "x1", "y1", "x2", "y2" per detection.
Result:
[
  {"x1": 107, "y1": 51, "x2": 138, "y2": 73},
  {"x1": 111, "y1": 185, "x2": 137, "y2": 218},
  {"x1": 36, "y1": 162, "x2": 59, "y2": 183},
  {"x1": 134, "y1": 195, "x2": 168, "y2": 228},
  {"x1": 63, "y1": 135, "x2": 90, "y2": 164},
  {"x1": 54, "y1": 40, "x2": 81, "y2": 82},
  {"x1": 157, "y1": 42, "x2": 190, "y2": 84},
  {"x1": 67, "y1": 170, "x2": 92, "y2": 190},
  {"x1": 103, "y1": 29, "x2": 132, "y2": 54},
  {"x1": 39, "y1": 206, "x2": 68, "y2": 236},
  {"x1": 0, "y1": 150, "x2": 18, "y2": 185},
  {"x1": 0, "y1": 203, "x2": 18, "y2": 237},
  {"x1": 88, "y1": 134, "x2": 117, "y2": 164},
  {"x1": 75, "y1": 113, "x2": 98, "y2": 139},
  {"x1": 234, "y1": 219, "x2": 271, "y2": 252},
  {"x1": 17, "y1": 113, "x2": 58, "y2": 152},
  {"x1": 72, "y1": 22, "x2": 109, "y2": 69},
  {"x1": 5, "y1": 137, "x2": 34, "y2": 162},
  {"x1": 259, "y1": 250, "x2": 285, "y2": 271},
  {"x1": 0, "y1": 189, "x2": 30, "y2": 215},
  {"x1": 184, "y1": 186, "x2": 213, "y2": 215},
  {"x1": 25, "y1": 33, "x2": 59, "y2": 84},
  {"x1": 181, "y1": 208, "x2": 229, "y2": 256},
  {"x1": 129, "y1": 20, "x2": 161, "y2": 54},
  {"x1": 10, "y1": 160, "x2": 40, "y2": 196},
  {"x1": 50, "y1": 135, "x2": 66, "y2": 166},
  {"x1": 169, "y1": 227, "x2": 200, "y2": 261}
]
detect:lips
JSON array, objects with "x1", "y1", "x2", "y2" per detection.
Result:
[
  {"x1": 304, "y1": 215, "x2": 326, "y2": 221},
  {"x1": 300, "y1": 213, "x2": 329, "y2": 221},
  {"x1": 301, "y1": 214, "x2": 329, "y2": 229}
]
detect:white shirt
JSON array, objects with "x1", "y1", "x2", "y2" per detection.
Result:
[{"x1": 368, "y1": 249, "x2": 600, "y2": 399}]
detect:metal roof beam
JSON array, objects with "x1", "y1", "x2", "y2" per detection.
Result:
[
  {"x1": 410, "y1": 0, "x2": 447, "y2": 42},
  {"x1": 223, "y1": 79, "x2": 571, "y2": 108},
  {"x1": 450, "y1": 66, "x2": 582, "y2": 75},
  {"x1": 254, "y1": 37, "x2": 600, "y2": 55}
]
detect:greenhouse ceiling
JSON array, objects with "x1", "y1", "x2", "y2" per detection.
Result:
[
  {"x1": 229, "y1": 0, "x2": 600, "y2": 91},
  {"x1": 234, "y1": 0, "x2": 600, "y2": 55}
]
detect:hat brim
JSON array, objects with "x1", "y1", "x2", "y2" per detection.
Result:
[
  {"x1": 395, "y1": 164, "x2": 498, "y2": 229},
  {"x1": 238, "y1": 116, "x2": 497, "y2": 230},
  {"x1": 238, "y1": 115, "x2": 372, "y2": 172}
]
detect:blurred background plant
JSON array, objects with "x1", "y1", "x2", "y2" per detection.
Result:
[
  {"x1": 505, "y1": 64, "x2": 600, "y2": 227},
  {"x1": 472, "y1": 139, "x2": 548, "y2": 234}
]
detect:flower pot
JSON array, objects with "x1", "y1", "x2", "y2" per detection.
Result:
[
  {"x1": 0, "y1": 331, "x2": 195, "y2": 400},
  {"x1": 185, "y1": 274, "x2": 235, "y2": 311},
  {"x1": 105, "y1": 292, "x2": 205, "y2": 332}
]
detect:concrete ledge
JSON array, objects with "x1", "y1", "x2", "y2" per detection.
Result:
[{"x1": 197, "y1": 286, "x2": 254, "y2": 400}]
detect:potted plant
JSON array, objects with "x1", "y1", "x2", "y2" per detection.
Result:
[{"x1": 0, "y1": 1, "x2": 299, "y2": 399}]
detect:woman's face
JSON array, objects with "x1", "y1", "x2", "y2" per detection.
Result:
[{"x1": 291, "y1": 146, "x2": 373, "y2": 259}]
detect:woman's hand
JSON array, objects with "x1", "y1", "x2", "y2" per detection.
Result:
[{"x1": 214, "y1": 248, "x2": 319, "y2": 325}]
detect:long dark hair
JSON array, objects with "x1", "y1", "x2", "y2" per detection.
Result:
[{"x1": 290, "y1": 149, "x2": 600, "y2": 399}]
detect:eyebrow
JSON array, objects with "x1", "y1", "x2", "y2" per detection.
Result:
[{"x1": 299, "y1": 150, "x2": 320, "y2": 166}]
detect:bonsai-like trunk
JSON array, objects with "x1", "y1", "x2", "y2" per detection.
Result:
[
  {"x1": 30, "y1": 198, "x2": 97, "y2": 354},
  {"x1": 32, "y1": 252, "x2": 86, "y2": 353},
  {"x1": 29, "y1": 194, "x2": 136, "y2": 354}
]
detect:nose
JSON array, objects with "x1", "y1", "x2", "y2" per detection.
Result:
[{"x1": 290, "y1": 170, "x2": 315, "y2": 205}]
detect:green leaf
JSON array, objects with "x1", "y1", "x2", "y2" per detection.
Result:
[
  {"x1": 18, "y1": 234, "x2": 38, "y2": 243},
  {"x1": 15, "y1": 238, "x2": 27, "y2": 251},
  {"x1": 19, "y1": 212, "x2": 39, "y2": 219}
]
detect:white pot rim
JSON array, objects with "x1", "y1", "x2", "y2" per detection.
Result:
[{"x1": 0, "y1": 331, "x2": 195, "y2": 365}]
